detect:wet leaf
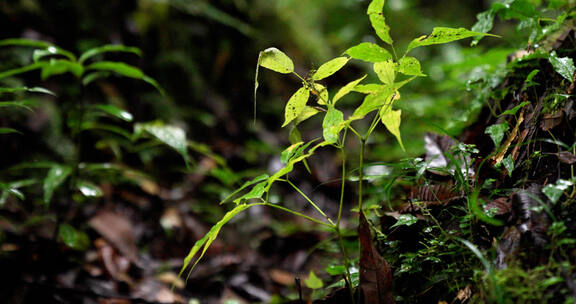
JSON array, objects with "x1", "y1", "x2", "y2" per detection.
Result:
[
  {"x1": 135, "y1": 122, "x2": 189, "y2": 165},
  {"x1": 502, "y1": 154, "x2": 514, "y2": 177},
  {"x1": 93, "y1": 104, "x2": 133, "y2": 121},
  {"x1": 304, "y1": 270, "x2": 324, "y2": 289},
  {"x1": 334, "y1": 75, "x2": 367, "y2": 104},
  {"x1": 548, "y1": 51, "x2": 575, "y2": 82},
  {"x1": 282, "y1": 87, "x2": 310, "y2": 127},
  {"x1": 344, "y1": 42, "x2": 392, "y2": 63},
  {"x1": 470, "y1": 10, "x2": 495, "y2": 46},
  {"x1": 390, "y1": 214, "x2": 417, "y2": 228},
  {"x1": 43, "y1": 164, "x2": 72, "y2": 204},
  {"x1": 485, "y1": 122, "x2": 509, "y2": 147},
  {"x1": 358, "y1": 211, "x2": 394, "y2": 304},
  {"x1": 312, "y1": 57, "x2": 349, "y2": 81},
  {"x1": 407, "y1": 27, "x2": 492, "y2": 52},
  {"x1": 258, "y1": 47, "x2": 294, "y2": 74},
  {"x1": 542, "y1": 179, "x2": 574, "y2": 204},
  {"x1": 76, "y1": 181, "x2": 103, "y2": 197}
]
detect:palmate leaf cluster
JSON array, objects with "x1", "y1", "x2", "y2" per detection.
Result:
[{"x1": 180, "y1": 0, "x2": 494, "y2": 282}]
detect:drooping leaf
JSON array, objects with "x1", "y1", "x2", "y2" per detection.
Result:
[
  {"x1": 380, "y1": 105, "x2": 405, "y2": 151},
  {"x1": 79, "y1": 45, "x2": 142, "y2": 63},
  {"x1": 304, "y1": 270, "x2": 324, "y2": 289},
  {"x1": 312, "y1": 57, "x2": 349, "y2": 81},
  {"x1": 258, "y1": 47, "x2": 294, "y2": 74},
  {"x1": 373, "y1": 60, "x2": 395, "y2": 85},
  {"x1": 407, "y1": 27, "x2": 492, "y2": 52},
  {"x1": 58, "y1": 223, "x2": 78, "y2": 248},
  {"x1": 499, "y1": 101, "x2": 529, "y2": 117},
  {"x1": 82, "y1": 122, "x2": 132, "y2": 139},
  {"x1": 390, "y1": 214, "x2": 418, "y2": 228},
  {"x1": 397, "y1": 56, "x2": 424, "y2": 76},
  {"x1": 33, "y1": 47, "x2": 76, "y2": 62},
  {"x1": 344, "y1": 42, "x2": 392, "y2": 63},
  {"x1": 86, "y1": 61, "x2": 164, "y2": 94},
  {"x1": 282, "y1": 87, "x2": 310, "y2": 127},
  {"x1": 0, "y1": 100, "x2": 34, "y2": 111},
  {"x1": 0, "y1": 62, "x2": 46, "y2": 80},
  {"x1": 322, "y1": 106, "x2": 344, "y2": 144},
  {"x1": 358, "y1": 211, "x2": 394, "y2": 304},
  {"x1": 0, "y1": 38, "x2": 53, "y2": 49},
  {"x1": 82, "y1": 71, "x2": 111, "y2": 86},
  {"x1": 41, "y1": 59, "x2": 84, "y2": 79},
  {"x1": 0, "y1": 86, "x2": 55, "y2": 96},
  {"x1": 93, "y1": 104, "x2": 133, "y2": 122},
  {"x1": 542, "y1": 179, "x2": 575, "y2": 204},
  {"x1": 135, "y1": 122, "x2": 189, "y2": 165},
  {"x1": 180, "y1": 204, "x2": 255, "y2": 278},
  {"x1": 485, "y1": 122, "x2": 509, "y2": 147},
  {"x1": 367, "y1": 0, "x2": 392, "y2": 45},
  {"x1": 548, "y1": 51, "x2": 575, "y2": 82},
  {"x1": 334, "y1": 75, "x2": 367, "y2": 104},
  {"x1": 43, "y1": 164, "x2": 73, "y2": 204}
]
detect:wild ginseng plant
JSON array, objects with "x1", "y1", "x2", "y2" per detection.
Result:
[{"x1": 180, "y1": 0, "x2": 495, "y2": 293}]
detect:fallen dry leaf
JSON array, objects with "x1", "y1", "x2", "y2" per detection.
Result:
[{"x1": 89, "y1": 211, "x2": 138, "y2": 264}]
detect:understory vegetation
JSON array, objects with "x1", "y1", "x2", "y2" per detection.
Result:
[{"x1": 1, "y1": 0, "x2": 576, "y2": 303}]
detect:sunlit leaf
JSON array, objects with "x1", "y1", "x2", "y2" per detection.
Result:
[
  {"x1": 310, "y1": 83, "x2": 329, "y2": 105},
  {"x1": 407, "y1": 27, "x2": 493, "y2": 52},
  {"x1": 258, "y1": 47, "x2": 294, "y2": 74},
  {"x1": 367, "y1": 0, "x2": 392, "y2": 44},
  {"x1": 135, "y1": 122, "x2": 189, "y2": 165},
  {"x1": 44, "y1": 164, "x2": 73, "y2": 204},
  {"x1": 322, "y1": 106, "x2": 344, "y2": 144},
  {"x1": 373, "y1": 60, "x2": 395, "y2": 85},
  {"x1": 344, "y1": 42, "x2": 392, "y2": 63},
  {"x1": 93, "y1": 104, "x2": 133, "y2": 122},
  {"x1": 390, "y1": 214, "x2": 417, "y2": 228},
  {"x1": 282, "y1": 87, "x2": 310, "y2": 127},
  {"x1": 352, "y1": 85, "x2": 394, "y2": 119},
  {"x1": 397, "y1": 56, "x2": 424, "y2": 76},
  {"x1": 312, "y1": 57, "x2": 349, "y2": 81},
  {"x1": 79, "y1": 45, "x2": 142, "y2": 63},
  {"x1": 304, "y1": 270, "x2": 324, "y2": 289},
  {"x1": 352, "y1": 83, "x2": 382, "y2": 94},
  {"x1": 549, "y1": 51, "x2": 575, "y2": 82},
  {"x1": 380, "y1": 105, "x2": 405, "y2": 151},
  {"x1": 334, "y1": 75, "x2": 367, "y2": 104},
  {"x1": 485, "y1": 123, "x2": 509, "y2": 147}
]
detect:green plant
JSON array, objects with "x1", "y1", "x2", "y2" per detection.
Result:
[{"x1": 180, "y1": 0, "x2": 496, "y2": 301}]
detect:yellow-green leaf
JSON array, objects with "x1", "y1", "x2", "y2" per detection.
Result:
[
  {"x1": 397, "y1": 56, "x2": 424, "y2": 76},
  {"x1": 322, "y1": 106, "x2": 344, "y2": 144},
  {"x1": 283, "y1": 87, "x2": 310, "y2": 127},
  {"x1": 367, "y1": 0, "x2": 392, "y2": 44},
  {"x1": 380, "y1": 105, "x2": 405, "y2": 151},
  {"x1": 352, "y1": 85, "x2": 394, "y2": 119},
  {"x1": 312, "y1": 57, "x2": 349, "y2": 81},
  {"x1": 258, "y1": 47, "x2": 294, "y2": 74},
  {"x1": 334, "y1": 75, "x2": 367, "y2": 104},
  {"x1": 305, "y1": 270, "x2": 324, "y2": 289},
  {"x1": 294, "y1": 106, "x2": 320, "y2": 125},
  {"x1": 374, "y1": 60, "x2": 395, "y2": 85},
  {"x1": 407, "y1": 27, "x2": 491, "y2": 52},
  {"x1": 344, "y1": 42, "x2": 392, "y2": 63},
  {"x1": 310, "y1": 83, "x2": 329, "y2": 105}
]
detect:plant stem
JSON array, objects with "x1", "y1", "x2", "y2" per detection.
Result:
[
  {"x1": 286, "y1": 180, "x2": 335, "y2": 226},
  {"x1": 358, "y1": 138, "x2": 366, "y2": 212},
  {"x1": 261, "y1": 202, "x2": 333, "y2": 228}
]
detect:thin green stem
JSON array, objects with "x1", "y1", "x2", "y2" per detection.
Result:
[
  {"x1": 261, "y1": 203, "x2": 333, "y2": 228},
  {"x1": 348, "y1": 125, "x2": 362, "y2": 140},
  {"x1": 358, "y1": 138, "x2": 366, "y2": 211},
  {"x1": 285, "y1": 179, "x2": 335, "y2": 226},
  {"x1": 364, "y1": 111, "x2": 381, "y2": 140}
]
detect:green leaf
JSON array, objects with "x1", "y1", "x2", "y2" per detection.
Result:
[
  {"x1": 524, "y1": 69, "x2": 539, "y2": 88},
  {"x1": 304, "y1": 270, "x2": 324, "y2": 289},
  {"x1": 502, "y1": 154, "x2": 514, "y2": 177},
  {"x1": 549, "y1": 51, "x2": 575, "y2": 82},
  {"x1": 281, "y1": 142, "x2": 305, "y2": 164},
  {"x1": 322, "y1": 106, "x2": 344, "y2": 144},
  {"x1": 0, "y1": 38, "x2": 53, "y2": 49},
  {"x1": 81, "y1": 122, "x2": 132, "y2": 139},
  {"x1": 44, "y1": 164, "x2": 73, "y2": 204},
  {"x1": 407, "y1": 27, "x2": 492, "y2": 52},
  {"x1": 312, "y1": 57, "x2": 349, "y2": 81},
  {"x1": 390, "y1": 214, "x2": 417, "y2": 228},
  {"x1": 0, "y1": 100, "x2": 34, "y2": 111},
  {"x1": 499, "y1": 101, "x2": 529, "y2": 117},
  {"x1": 294, "y1": 106, "x2": 320, "y2": 125},
  {"x1": 82, "y1": 72, "x2": 111, "y2": 86},
  {"x1": 352, "y1": 85, "x2": 394, "y2": 119},
  {"x1": 220, "y1": 174, "x2": 270, "y2": 204},
  {"x1": 258, "y1": 47, "x2": 294, "y2": 74},
  {"x1": 282, "y1": 87, "x2": 310, "y2": 127},
  {"x1": 86, "y1": 61, "x2": 143, "y2": 78},
  {"x1": 76, "y1": 181, "x2": 103, "y2": 198},
  {"x1": 380, "y1": 105, "x2": 405, "y2": 151},
  {"x1": 93, "y1": 104, "x2": 133, "y2": 122},
  {"x1": 135, "y1": 122, "x2": 189, "y2": 165},
  {"x1": 367, "y1": 0, "x2": 392, "y2": 44},
  {"x1": 485, "y1": 123, "x2": 509, "y2": 147},
  {"x1": 470, "y1": 10, "x2": 495, "y2": 46},
  {"x1": 373, "y1": 60, "x2": 395, "y2": 85},
  {"x1": 0, "y1": 86, "x2": 55, "y2": 96},
  {"x1": 180, "y1": 203, "x2": 255, "y2": 278},
  {"x1": 0, "y1": 62, "x2": 46, "y2": 80},
  {"x1": 310, "y1": 83, "x2": 329, "y2": 105},
  {"x1": 352, "y1": 83, "x2": 382, "y2": 94},
  {"x1": 334, "y1": 75, "x2": 367, "y2": 104},
  {"x1": 0, "y1": 128, "x2": 21, "y2": 135},
  {"x1": 41, "y1": 59, "x2": 84, "y2": 79},
  {"x1": 542, "y1": 179, "x2": 575, "y2": 204},
  {"x1": 397, "y1": 56, "x2": 424, "y2": 76},
  {"x1": 58, "y1": 223, "x2": 78, "y2": 248},
  {"x1": 325, "y1": 265, "x2": 347, "y2": 276},
  {"x1": 33, "y1": 47, "x2": 76, "y2": 62},
  {"x1": 79, "y1": 45, "x2": 142, "y2": 63},
  {"x1": 344, "y1": 42, "x2": 392, "y2": 63},
  {"x1": 233, "y1": 182, "x2": 267, "y2": 204}
]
